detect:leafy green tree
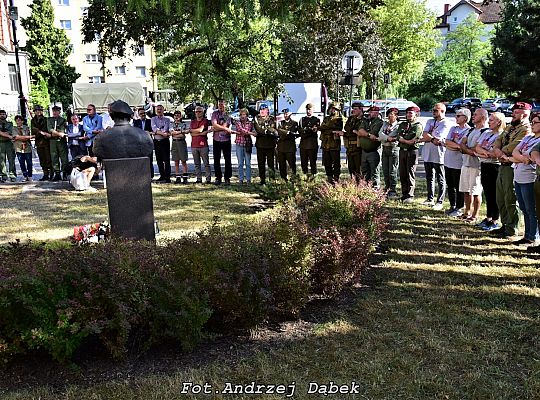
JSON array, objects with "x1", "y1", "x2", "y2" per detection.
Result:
[
  {"x1": 408, "y1": 14, "x2": 491, "y2": 101},
  {"x1": 29, "y1": 77, "x2": 51, "y2": 109},
  {"x1": 370, "y1": 0, "x2": 440, "y2": 96},
  {"x1": 21, "y1": 0, "x2": 79, "y2": 107},
  {"x1": 483, "y1": 0, "x2": 540, "y2": 98}
]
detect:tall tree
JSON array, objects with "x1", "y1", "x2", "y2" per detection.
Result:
[
  {"x1": 483, "y1": 0, "x2": 540, "y2": 98},
  {"x1": 370, "y1": 0, "x2": 440, "y2": 96},
  {"x1": 21, "y1": 0, "x2": 79, "y2": 107},
  {"x1": 408, "y1": 14, "x2": 491, "y2": 101}
]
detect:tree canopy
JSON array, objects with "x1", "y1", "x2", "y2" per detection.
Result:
[
  {"x1": 483, "y1": 0, "x2": 540, "y2": 98},
  {"x1": 21, "y1": 0, "x2": 79, "y2": 107}
]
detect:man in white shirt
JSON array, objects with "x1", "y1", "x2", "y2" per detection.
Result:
[{"x1": 421, "y1": 103, "x2": 452, "y2": 210}]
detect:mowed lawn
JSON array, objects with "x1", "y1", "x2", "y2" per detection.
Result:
[
  {"x1": 0, "y1": 181, "x2": 262, "y2": 243},
  {"x1": 2, "y1": 182, "x2": 540, "y2": 399}
]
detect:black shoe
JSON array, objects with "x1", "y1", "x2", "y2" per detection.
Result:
[
  {"x1": 195, "y1": 180, "x2": 203, "y2": 184},
  {"x1": 62, "y1": 173, "x2": 68, "y2": 181},
  {"x1": 512, "y1": 238, "x2": 534, "y2": 246},
  {"x1": 174, "y1": 177, "x2": 182, "y2": 184},
  {"x1": 156, "y1": 179, "x2": 171, "y2": 184},
  {"x1": 214, "y1": 179, "x2": 222, "y2": 185},
  {"x1": 52, "y1": 173, "x2": 61, "y2": 182},
  {"x1": 0, "y1": 177, "x2": 6, "y2": 183},
  {"x1": 10, "y1": 177, "x2": 16, "y2": 182},
  {"x1": 490, "y1": 226, "x2": 506, "y2": 236},
  {"x1": 224, "y1": 179, "x2": 231, "y2": 186},
  {"x1": 39, "y1": 175, "x2": 49, "y2": 181},
  {"x1": 527, "y1": 244, "x2": 540, "y2": 254}
]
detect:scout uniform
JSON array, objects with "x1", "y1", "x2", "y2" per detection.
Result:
[
  {"x1": 254, "y1": 105, "x2": 278, "y2": 184},
  {"x1": 276, "y1": 109, "x2": 298, "y2": 181},
  {"x1": 47, "y1": 107, "x2": 68, "y2": 181},
  {"x1": 359, "y1": 107, "x2": 384, "y2": 188},
  {"x1": 31, "y1": 105, "x2": 52, "y2": 181},
  {"x1": 0, "y1": 111, "x2": 16, "y2": 182},
  {"x1": 378, "y1": 108, "x2": 400, "y2": 196},
  {"x1": 319, "y1": 102, "x2": 343, "y2": 183},
  {"x1": 298, "y1": 104, "x2": 320, "y2": 175},
  {"x1": 397, "y1": 107, "x2": 424, "y2": 201},
  {"x1": 343, "y1": 102, "x2": 364, "y2": 179},
  {"x1": 493, "y1": 102, "x2": 532, "y2": 236}
]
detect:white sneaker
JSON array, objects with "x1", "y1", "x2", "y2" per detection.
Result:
[
  {"x1": 432, "y1": 203, "x2": 444, "y2": 211},
  {"x1": 85, "y1": 186, "x2": 98, "y2": 192},
  {"x1": 403, "y1": 197, "x2": 414, "y2": 204},
  {"x1": 448, "y1": 209, "x2": 463, "y2": 218},
  {"x1": 422, "y1": 200, "x2": 435, "y2": 206}
]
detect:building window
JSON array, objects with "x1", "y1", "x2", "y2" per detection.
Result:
[
  {"x1": 8, "y1": 64, "x2": 19, "y2": 92},
  {"x1": 67, "y1": 44, "x2": 74, "y2": 54},
  {"x1": 453, "y1": 17, "x2": 458, "y2": 22},
  {"x1": 89, "y1": 76, "x2": 105, "y2": 84},
  {"x1": 135, "y1": 46, "x2": 145, "y2": 56},
  {"x1": 57, "y1": 0, "x2": 70, "y2": 5},
  {"x1": 115, "y1": 66, "x2": 126, "y2": 75},
  {"x1": 136, "y1": 66, "x2": 146, "y2": 77},
  {"x1": 85, "y1": 54, "x2": 102, "y2": 63},
  {"x1": 60, "y1": 20, "x2": 72, "y2": 30}
]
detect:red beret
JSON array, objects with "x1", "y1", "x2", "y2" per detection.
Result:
[
  {"x1": 386, "y1": 107, "x2": 399, "y2": 116},
  {"x1": 406, "y1": 106, "x2": 420, "y2": 113},
  {"x1": 512, "y1": 102, "x2": 532, "y2": 110},
  {"x1": 368, "y1": 106, "x2": 380, "y2": 112}
]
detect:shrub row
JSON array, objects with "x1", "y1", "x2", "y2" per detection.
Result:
[{"x1": 0, "y1": 179, "x2": 387, "y2": 363}]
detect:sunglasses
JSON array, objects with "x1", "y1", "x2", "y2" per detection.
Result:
[{"x1": 195, "y1": 110, "x2": 203, "y2": 113}]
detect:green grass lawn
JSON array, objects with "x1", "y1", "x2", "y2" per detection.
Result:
[
  {"x1": 2, "y1": 181, "x2": 540, "y2": 399},
  {"x1": 0, "y1": 182, "x2": 262, "y2": 243}
]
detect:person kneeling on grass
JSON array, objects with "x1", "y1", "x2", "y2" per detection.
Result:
[{"x1": 70, "y1": 155, "x2": 99, "y2": 192}]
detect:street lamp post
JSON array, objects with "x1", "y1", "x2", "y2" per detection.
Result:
[{"x1": 8, "y1": 2, "x2": 27, "y2": 120}]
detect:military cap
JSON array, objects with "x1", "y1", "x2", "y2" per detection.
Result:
[
  {"x1": 406, "y1": 106, "x2": 420, "y2": 113},
  {"x1": 259, "y1": 103, "x2": 269, "y2": 110},
  {"x1": 351, "y1": 102, "x2": 364, "y2": 109},
  {"x1": 110, "y1": 100, "x2": 134, "y2": 116},
  {"x1": 329, "y1": 102, "x2": 341, "y2": 111},
  {"x1": 306, "y1": 103, "x2": 314, "y2": 109},
  {"x1": 51, "y1": 105, "x2": 61, "y2": 111},
  {"x1": 386, "y1": 107, "x2": 399, "y2": 116},
  {"x1": 368, "y1": 106, "x2": 380, "y2": 112},
  {"x1": 512, "y1": 102, "x2": 532, "y2": 110},
  {"x1": 282, "y1": 108, "x2": 291, "y2": 114},
  {"x1": 33, "y1": 105, "x2": 44, "y2": 111}
]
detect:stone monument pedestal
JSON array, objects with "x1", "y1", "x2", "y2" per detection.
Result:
[{"x1": 103, "y1": 157, "x2": 155, "y2": 241}]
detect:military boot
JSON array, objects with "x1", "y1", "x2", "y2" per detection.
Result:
[
  {"x1": 182, "y1": 174, "x2": 188, "y2": 184},
  {"x1": 52, "y1": 173, "x2": 62, "y2": 181},
  {"x1": 39, "y1": 173, "x2": 49, "y2": 181}
]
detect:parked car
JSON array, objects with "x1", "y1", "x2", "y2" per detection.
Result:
[
  {"x1": 446, "y1": 97, "x2": 482, "y2": 113},
  {"x1": 384, "y1": 99, "x2": 420, "y2": 117},
  {"x1": 482, "y1": 98, "x2": 513, "y2": 112}
]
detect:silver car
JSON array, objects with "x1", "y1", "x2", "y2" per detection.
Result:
[{"x1": 482, "y1": 98, "x2": 513, "y2": 112}]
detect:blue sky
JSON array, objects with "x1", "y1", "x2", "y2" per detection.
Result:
[{"x1": 426, "y1": 0, "x2": 461, "y2": 15}]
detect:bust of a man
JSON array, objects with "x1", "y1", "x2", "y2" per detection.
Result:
[{"x1": 93, "y1": 100, "x2": 154, "y2": 160}]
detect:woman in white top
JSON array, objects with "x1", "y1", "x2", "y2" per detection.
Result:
[
  {"x1": 506, "y1": 114, "x2": 540, "y2": 245},
  {"x1": 474, "y1": 112, "x2": 506, "y2": 231}
]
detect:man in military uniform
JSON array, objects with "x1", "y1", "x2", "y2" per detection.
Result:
[
  {"x1": 342, "y1": 102, "x2": 364, "y2": 181},
  {"x1": 491, "y1": 102, "x2": 532, "y2": 238},
  {"x1": 298, "y1": 103, "x2": 320, "y2": 175},
  {"x1": 397, "y1": 106, "x2": 424, "y2": 203},
  {"x1": 319, "y1": 102, "x2": 343, "y2": 183},
  {"x1": 0, "y1": 109, "x2": 16, "y2": 182},
  {"x1": 253, "y1": 103, "x2": 278, "y2": 185},
  {"x1": 46, "y1": 106, "x2": 68, "y2": 181},
  {"x1": 93, "y1": 100, "x2": 154, "y2": 161},
  {"x1": 358, "y1": 106, "x2": 384, "y2": 188},
  {"x1": 31, "y1": 105, "x2": 52, "y2": 181},
  {"x1": 276, "y1": 108, "x2": 298, "y2": 181}
]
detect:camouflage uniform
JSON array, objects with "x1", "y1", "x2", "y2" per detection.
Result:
[
  {"x1": 254, "y1": 114, "x2": 278, "y2": 184},
  {"x1": 31, "y1": 113, "x2": 52, "y2": 180},
  {"x1": 494, "y1": 120, "x2": 531, "y2": 236},
  {"x1": 319, "y1": 107, "x2": 343, "y2": 183},
  {"x1": 343, "y1": 114, "x2": 363, "y2": 180},
  {"x1": 397, "y1": 119, "x2": 423, "y2": 200},
  {"x1": 276, "y1": 117, "x2": 298, "y2": 180},
  {"x1": 0, "y1": 119, "x2": 15, "y2": 181}
]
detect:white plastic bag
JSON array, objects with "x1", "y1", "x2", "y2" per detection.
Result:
[{"x1": 70, "y1": 169, "x2": 88, "y2": 191}]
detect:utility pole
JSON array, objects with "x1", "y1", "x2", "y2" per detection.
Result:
[{"x1": 8, "y1": 2, "x2": 26, "y2": 119}]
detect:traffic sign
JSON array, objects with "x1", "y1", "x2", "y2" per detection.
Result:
[{"x1": 341, "y1": 51, "x2": 363, "y2": 75}]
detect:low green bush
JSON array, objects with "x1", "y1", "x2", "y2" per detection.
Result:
[{"x1": 0, "y1": 178, "x2": 387, "y2": 364}]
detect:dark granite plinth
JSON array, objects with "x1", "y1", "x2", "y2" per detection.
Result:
[{"x1": 103, "y1": 157, "x2": 155, "y2": 241}]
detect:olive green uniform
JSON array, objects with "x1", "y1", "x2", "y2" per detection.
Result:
[
  {"x1": 319, "y1": 112, "x2": 343, "y2": 183},
  {"x1": 494, "y1": 120, "x2": 531, "y2": 236},
  {"x1": 47, "y1": 116, "x2": 68, "y2": 179},
  {"x1": 277, "y1": 118, "x2": 298, "y2": 180},
  {"x1": 359, "y1": 117, "x2": 384, "y2": 188},
  {"x1": 298, "y1": 116, "x2": 319, "y2": 175},
  {"x1": 396, "y1": 119, "x2": 423, "y2": 200},
  {"x1": 343, "y1": 115, "x2": 363, "y2": 179},
  {"x1": 0, "y1": 120, "x2": 16, "y2": 180},
  {"x1": 31, "y1": 114, "x2": 52, "y2": 179},
  {"x1": 254, "y1": 115, "x2": 278, "y2": 184}
]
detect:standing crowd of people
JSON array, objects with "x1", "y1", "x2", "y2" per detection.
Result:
[{"x1": 1, "y1": 99, "x2": 539, "y2": 252}]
